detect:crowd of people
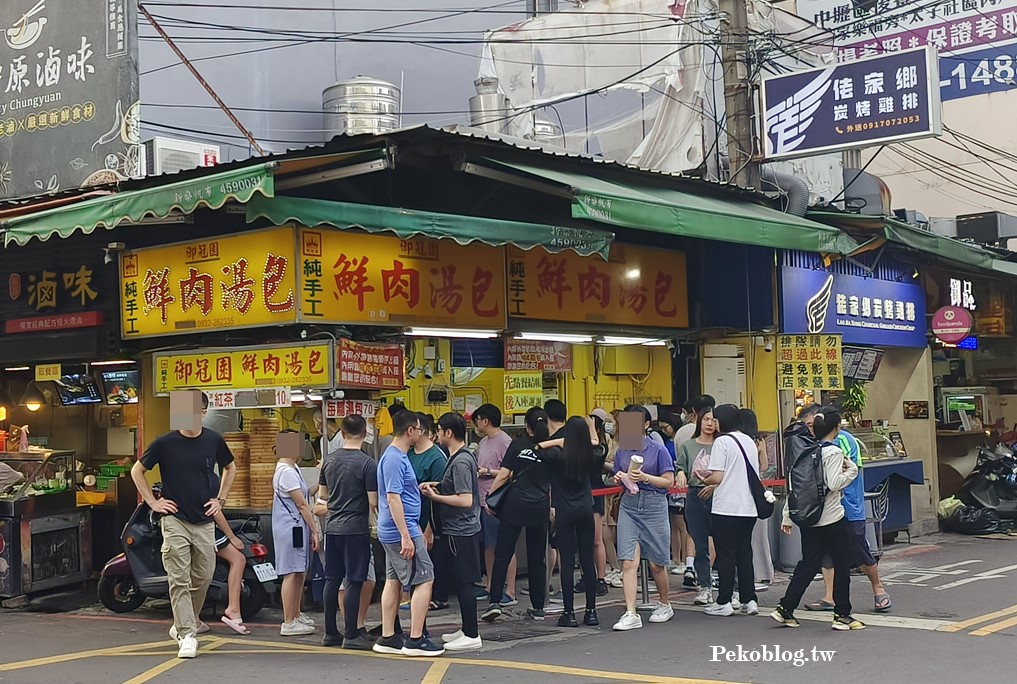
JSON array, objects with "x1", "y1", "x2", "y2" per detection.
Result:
[{"x1": 137, "y1": 390, "x2": 888, "y2": 660}]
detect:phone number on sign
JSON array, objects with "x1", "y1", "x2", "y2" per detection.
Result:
[{"x1": 844, "y1": 115, "x2": 921, "y2": 133}]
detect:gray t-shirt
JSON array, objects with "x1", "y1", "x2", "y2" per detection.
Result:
[
  {"x1": 319, "y1": 448, "x2": 378, "y2": 535},
  {"x1": 437, "y1": 448, "x2": 481, "y2": 537}
]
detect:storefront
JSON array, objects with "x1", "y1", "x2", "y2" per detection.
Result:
[
  {"x1": 926, "y1": 267, "x2": 1017, "y2": 500},
  {"x1": 778, "y1": 249, "x2": 932, "y2": 536}
]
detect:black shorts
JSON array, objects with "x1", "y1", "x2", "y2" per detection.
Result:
[
  {"x1": 592, "y1": 496, "x2": 605, "y2": 516},
  {"x1": 214, "y1": 534, "x2": 229, "y2": 551},
  {"x1": 324, "y1": 533, "x2": 373, "y2": 583},
  {"x1": 433, "y1": 532, "x2": 482, "y2": 586},
  {"x1": 822, "y1": 520, "x2": 877, "y2": 569}
]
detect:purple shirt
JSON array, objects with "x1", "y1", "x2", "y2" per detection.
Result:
[
  {"x1": 614, "y1": 436, "x2": 675, "y2": 495},
  {"x1": 477, "y1": 430, "x2": 512, "y2": 504}
]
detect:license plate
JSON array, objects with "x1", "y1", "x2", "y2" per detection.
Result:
[{"x1": 253, "y1": 562, "x2": 278, "y2": 582}]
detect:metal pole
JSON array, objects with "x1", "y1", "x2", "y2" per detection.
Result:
[
  {"x1": 637, "y1": 558, "x2": 654, "y2": 611},
  {"x1": 718, "y1": 0, "x2": 759, "y2": 188},
  {"x1": 139, "y1": 4, "x2": 266, "y2": 155}
]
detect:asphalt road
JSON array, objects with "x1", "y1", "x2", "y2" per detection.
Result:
[{"x1": 3, "y1": 532, "x2": 1017, "y2": 684}]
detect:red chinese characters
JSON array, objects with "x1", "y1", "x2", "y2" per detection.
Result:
[
  {"x1": 221, "y1": 258, "x2": 255, "y2": 314},
  {"x1": 333, "y1": 254, "x2": 375, "y2": 312},
  {"x1": 536, "y1": 256, "x2": 572, "y2": 309},
  {"x1": 179, "y1": 267, "x2": 214, "y2": 316},
  {"x1": 215, "y1": 356, "x2": 233, "y2": 383},
  {"x1": 143, "y1": 268, "x2": 176, "y2": 325},
  {"x1": 263, "y1": 254, "x2": 295, "y2": 313},
  {"x1": 619, "y1": 283, "x2": 649, "y2": 314},
  {"x1": 472, "y1": 267, "x2": 499, "y2": 318},
  {"x1": 429, "y1": 265, "x2": 464, "y2": 315},
  {"x1": 654, "y1": 270, "x2": 677, "y2": 318},
  {"x1": 578, "y1": 264, "x2": 611, "y2": 309},
  {"x1": 382, "y1": 260, "x2": 420, "y2": 308}
]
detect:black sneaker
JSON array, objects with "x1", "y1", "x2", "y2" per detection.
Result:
[
  {"x1": 584, "y1": 609, "x2": 600, "y2": 626},
  {"x1": 360, "y1": 627, "x2": 377, "y2": 643},
  {"x1": 832, "y1": 614, "x2": 866, "y2": 631},
  {"x1": 770, "y1": 605, "x2": 800, "y2": 628},
  {"x1": 401, "y1": 636, "x2": 445, "y2": 657},
  {"x1": 342, "y1": 635, "x2": 374, "y2": 650},
  {"x1": 368, "y1": 624, "x2": 384, "y2": 638},
  {"x1": 526, "y1": 608, "x2": 546, "y2": 621},
  {"x1": 574, "y1": 577, "x2": 586, "y2": 593},
  {"x1": 372, "y1": 634, "x2": 406, "y2": 655},
  {"x1": 322, "y1": 633, "x2": 343, "y2": 647},
  {"x1": 557, "y1": 612, "x2": 579, "y2": 628},
  {"x1": 683, "y1": 567, "x2": 698, "y2": 587},
  {"x1": 596, "y1": 579, "x2": 609, "y2": 597},
  {"x1": 481, "y1": 604, "x2": 502, "y2": 622}
]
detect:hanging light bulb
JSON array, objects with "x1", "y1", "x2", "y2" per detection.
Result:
[{"x1": 20, "y1": 383, "x2": 46, "y2": 412}]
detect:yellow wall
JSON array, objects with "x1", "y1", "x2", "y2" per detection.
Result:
[
  {"x1": 560, "y1": 345, "x2": 673, "y2": 416},
  {"x1": 702, "y1": 336, "x2": 780, "y2": 432}
]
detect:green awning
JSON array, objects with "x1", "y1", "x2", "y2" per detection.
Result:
[
  {"x1": 2, "y1": 163, "x2": 274, "y2": 247},
  {"x1": 244, "y1": 193, "x2": 614, "y2": 258},
  {"x1": 472, "y1": 159, "x2": 860, "y2": 255}
]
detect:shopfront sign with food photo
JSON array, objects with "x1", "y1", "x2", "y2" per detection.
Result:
[
  {"x1": 505, "y1": 339, "x2": 572, "y2": 373},
  {"x1": 780, "y1": 263, "x2": 926, "y2": 347},
  {"x1": 119, "y1": 227, "x2": 298, "y2": 338},
  {"x1": 153, "y1": 342, "x2": 331, "y2": 394},
  {"x1": 506, "y1": 243, "x2": 688, "y2": 328},
  {"x1": 336, "y1": 339, "x2": 405, "y2": 390},
  {"x1": 299, "y1": 228, "x2": 506, "y2": 329}
]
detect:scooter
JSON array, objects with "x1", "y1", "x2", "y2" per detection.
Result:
[{"x1": 98, "y1": 502, "x2": 277, "y2": 619}]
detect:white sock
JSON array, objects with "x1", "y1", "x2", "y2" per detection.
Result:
[{"x1": 686, "y1": 557, "x2": 694, "y2": 569}]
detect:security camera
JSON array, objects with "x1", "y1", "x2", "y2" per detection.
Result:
[
  {"x1": 764, "y1": 340, "x2": 774, "y2": 353},
  {"x1": 103, "y1": 250, "x2": 114, "y2": 266},
  {"x1": 106, "y1": 241, "x2": 126, "y2": 251}
]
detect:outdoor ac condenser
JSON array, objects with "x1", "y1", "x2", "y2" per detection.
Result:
[{"x1": 143, "y1": 137, "x2": 220, "y2": 176}]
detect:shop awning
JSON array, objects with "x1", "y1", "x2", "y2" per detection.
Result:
[
  {"x1": 244, "y1": 193, "x2": 614, "y2": 258},
  {"x1": 465, "y1": 159, "x2": 860, "y2": 255},
  {"x1": 1, "y1": 163, "x2": 274, "y2": 247}
]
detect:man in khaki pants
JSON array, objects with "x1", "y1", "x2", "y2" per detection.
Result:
[{"x1": 131, "y1": 391, "x2": 236, "y2": 658}]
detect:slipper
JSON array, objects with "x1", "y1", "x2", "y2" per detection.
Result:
[
  {"x1": 221, "y1": 615, "x2": 251, "y2": 635},
  {"x1": 803, "y1": 600, "x2": 835, "y2": 611},
  {"x1": 874, "y1": 593, "x2": 892, "y2": 612}
]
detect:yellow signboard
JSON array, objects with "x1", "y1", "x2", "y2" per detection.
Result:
[
  {"x1": 298, "y1": 228, "x2": 507, "y2": 328},
  {"x1": 503, "y1": 372, "x2": 544, "y2": 414},
  {"x1": 120, "y1": 227, "x2": 298, "y2": 338},
  {"x1": 506, "y1": 243, "x2": 689, "y2": 328},
  {"x1": 35, "y1": 364, "x2": 61, "y2": 382},
  {"x1": 777, "y1": 334, "x2": 843, "y2": 390},
  {"x1": 153, "y1": 342, "x2": 332, "y2": 394}
]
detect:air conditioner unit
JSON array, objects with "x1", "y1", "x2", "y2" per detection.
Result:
[{"x1": 143, "y1": 137, "x2": 220, "y2": 176}]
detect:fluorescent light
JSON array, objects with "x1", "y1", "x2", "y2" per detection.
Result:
[
  {"x1": 643, "y1": 340, "x2": 667, "y2": 347},
  {"x1": 4, "y1": 366, "x2": 30, "y2": 372},
  {"x1": 90, "y1": 360, "x2": 135, "y2": 367},
  {"x1": 516, "y1": 332, "x2": 593, "y2": 344},
  {"x1": 598, "y1": 335, "x2": 663, "y2": 346},
  {"x1": 625, "y1": 268, "x2": 641, "y2": 280},
  {"x1": 408, "y1": 328, "x2": 499, "y2": 339}
]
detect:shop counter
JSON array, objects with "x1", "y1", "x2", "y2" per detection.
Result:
[{"x1": 862, "y1": 458, "x2": 925, "y2": 534}]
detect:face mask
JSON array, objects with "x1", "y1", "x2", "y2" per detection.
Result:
[
  {"x1": 680, "y1": 412, "x2": 689, "y2": 424},
  {"x1": 604, "y1": 422, "x2": 615, "y2": 436}
]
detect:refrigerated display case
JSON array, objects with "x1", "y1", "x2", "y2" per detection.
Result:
[{"x1": 0, "y1": 450, "x2": 90, "y2": 597}]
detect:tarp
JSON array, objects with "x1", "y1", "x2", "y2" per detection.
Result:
[
  {"x1": 245, "y1": 193, "x2": 614, "y2": 258},
  {"x1": 477, "y1": 158, "x2": 860, "y2": 255},
  {"x1": 2, "y1": 164, "x2": 274, "y2": 246}
]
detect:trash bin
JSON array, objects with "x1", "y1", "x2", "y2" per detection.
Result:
[{"x1": 778, "y1": 516, "x2": 802, "y2": 573}]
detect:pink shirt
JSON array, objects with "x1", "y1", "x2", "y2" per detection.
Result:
[{"x1": 477, "y1": 430, "x2": 512, "y2": 503}]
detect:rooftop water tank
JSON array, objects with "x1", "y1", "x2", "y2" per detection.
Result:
[
  {"x1": 529, "y1": 116, "x2": 564, "y2": 146},
  {"x1": 322, "y1": 76, "x2": 401, "y2": 139},
  {"x1": 469, "y1": 77, "x2": 510, "y2": 134}
]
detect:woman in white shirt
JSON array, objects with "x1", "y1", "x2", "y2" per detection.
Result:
[
  {"x1": 771, "y1": 409, "x2": 864, "y2": 631},
  {"x1": 696, "y1": 404, "x2": 759, "y2": 617}
]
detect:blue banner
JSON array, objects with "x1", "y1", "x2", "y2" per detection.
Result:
[
  {"x1": 939, "y1": 40, "x2": 1017, "y2": 101},
  {"x1": 762, "y1": 46, "x2": 942, "y2": 160},
  {"x1": 780, "y1": 266, "x2": 927, "y2": 348}
]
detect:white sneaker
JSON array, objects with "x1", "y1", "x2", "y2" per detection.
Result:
[
  {"x1": 280, "y1": 620, "x2": 316, "y2": 636},
  {"x1": 169, "y1": 623, "x2": 209, "y2": 640},
  {"x1": 741, "y1": 600, "x2": 759, "y2": 616},
  {"x1": 176, "y1": 634, "x2": 198, "y2": 659},
  {"x1": 731, "y1": 594, "x2": 742, "y2": 610},
  {"x1": 693, "y1": 589, "x2": 713, "y2": 606},
  {"x1": 444, "y1": 634, "x2": 483, "y2": 652},
  {"x1": 649, "y1": 602, "x2": 675, "y2": 623},
  {"x1": 705, "y1": 602, "x2": 735, "y2": 617},
  {"x1": 669, "y1": 563, "x2": 686, "y2": 575},
  {"x1": 612, "y1": 611, "x2": 643, "y2": 631},
  {"x1": 441, "y1": 629, "x2": 465, "y2": 644},
  {"x1": 296, "y1": 612, "x2": 315, "y2": 627}
]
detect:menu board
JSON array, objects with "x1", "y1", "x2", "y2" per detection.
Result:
[{"x1": 841, "y1": 346, "x2": 884, "y2": 382}]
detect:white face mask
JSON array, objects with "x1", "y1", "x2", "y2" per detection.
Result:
[
  {"x1": 680, "y1": 412, "x2": 689, "y2": 424},
  {"x1": 604, "y1": 421, "x2": 616, "y2": 436}
]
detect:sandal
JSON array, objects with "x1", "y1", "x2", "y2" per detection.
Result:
[
  {"x1": 874, "y1": 593, "x2": 892, "y2": 612},
  {"x1": 221, "y1": 615, "x2": 251, "y2": 635},
  {"x1": 429, "y1": 600, "x2": 449, "y2": 611},
  {"x1": 803, "y1": 600, "x2": 835, "y2": 611}
]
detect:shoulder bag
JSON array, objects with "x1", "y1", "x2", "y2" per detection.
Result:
[
  {"x1": 486, "y1": 447, "x2": 539, "y2": 518},
  {"x1": 722, "y1": 436, "x2": 774, "y2": 520}
]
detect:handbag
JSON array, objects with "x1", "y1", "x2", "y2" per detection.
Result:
[
  {"x1": 486, "y1": 447, "x2": 539, "y2": 518},
  {"x1": 723, "y1": 435, "x2": 774, "y2": 520}
]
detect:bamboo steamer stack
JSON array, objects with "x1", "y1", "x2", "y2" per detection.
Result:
[
  {"x1": 223, "y1": 432, "x2": 250, "y2": 509},
  {"x1": 248, "y1": 415, "x2": 280, "y2": 509}
]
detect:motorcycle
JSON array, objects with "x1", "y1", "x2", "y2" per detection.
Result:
[{"x1": 98, "y1": 502, "x2": 277, "y2": 619}]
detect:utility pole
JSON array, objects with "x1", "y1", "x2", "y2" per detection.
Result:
[{"x1": 718, "y1": 0, "x2": 759, "y2": 189}]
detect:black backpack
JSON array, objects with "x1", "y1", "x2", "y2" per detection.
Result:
[{"x1": 783, "y1": 421, "x2": 828, "y2": 527}]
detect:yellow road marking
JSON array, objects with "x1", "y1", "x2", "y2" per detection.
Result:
[
  {"x1": 971, "y1": 614, "x2": 1017, "y2": 637},
  {"x1": 421, "y1": 660, "x2": 451, "y2": 684},
  {"x1": 121, "y1": 638, "x2": 227, "y2": 684},
  {"x1": 0, "y1": 640, "x2": 171, "y2": 672},
  {"x1": 938, "y1": 603, "x2": 1017, "y2": 633},
  {"x1": 443, "y1": 658, "x2": 741, "y2": 684}
]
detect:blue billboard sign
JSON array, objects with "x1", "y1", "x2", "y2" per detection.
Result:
[
  {"x1": 939, "y1": 40, "x2": 1017, "y2": 101},
  {"x1": 761, "y1": 47, "x2": 942, "y2": 161},
  {"x1": 780, "y1": 265, "x2": 928, "y2": 348}
]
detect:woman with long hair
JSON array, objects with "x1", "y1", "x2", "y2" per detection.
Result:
[
  {"x1": 482, "y1": 407, "x2": 551, "y2": 622},
  {"x1": 545, "y1": 416, "x2": 601, "y2": 627},
  {"x1": 675, "y1": 407, "x2": 718, "y2": 607},
  {"x1": 772, "y1": 409, "x2": 864, "y2": 631},
  {"x1": 740, "y1": 409, "x2": 774, "y2": 589},
  {"x1": 272, "y1": 440, "x2": 320, "y2": 636}
]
